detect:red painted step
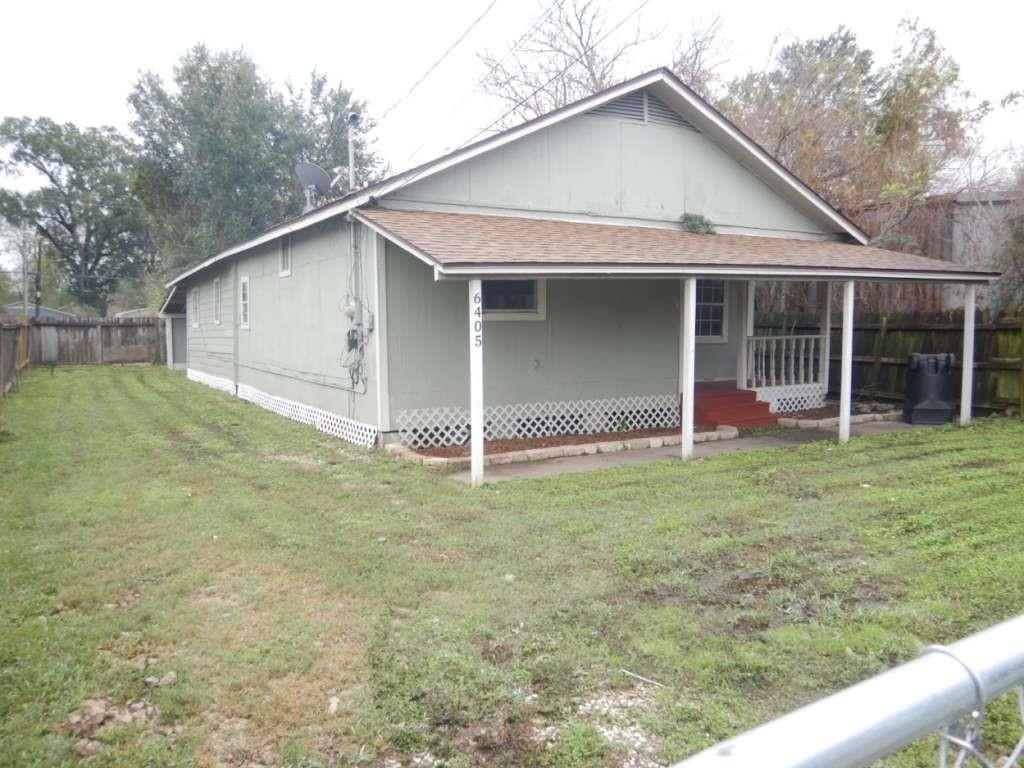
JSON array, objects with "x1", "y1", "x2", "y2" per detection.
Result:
[{"x1": 693, "y1": 385, "x2": 776, "y2": 429}]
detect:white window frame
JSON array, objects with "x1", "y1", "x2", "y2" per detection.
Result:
[
  {"x1": 239, "y1": 275, "x2": 251, "y2": 330},
  {"x1": 279, "y1": 237, "x2": 292, "y2": 277},
  {"x1": 191, "y1": 287, "x2": 200, "y2": 328},
  {"x1": 695, "y1": 279, "x2": 728, "y2": 344},
  {"x1": 213, "y1": 277, "x2": 221, "y2": 325},
  {"x1": 482, "y1": 278, "x2": 547, "y2": 322}
]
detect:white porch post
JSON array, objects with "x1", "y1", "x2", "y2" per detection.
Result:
[
  {"x1": 960, "y1": 284, "x2": 976, "y2": 425},
  {"x1": 839, "y1": 280, "x2": 855, "y2": 443},
  {"x1": 680, "y1": 277, "x2": 697, "y2": 459},
  {"x1": 819, "y1": 282, "x2": 831, "y2": 386},
  {"x1": 469, "y1": 280, "x2": 484, "y2": 485},
  {"x1": 736, "y1": 282, "x2": 748, "y2": 388},
  {"x1": 164, "y1": 316, "x2": 174, "y2": 369}
]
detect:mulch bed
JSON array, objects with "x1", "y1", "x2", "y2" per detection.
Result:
[
  {"x1": 786, "y1": 405, "x2": 839, "y2": 420},
  {"x1": 415, "y1": 425, "x2": 715, "y2": 458}
]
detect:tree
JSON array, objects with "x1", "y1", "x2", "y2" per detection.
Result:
[
  {"x1": 478, "y1": 0, "x2": 653, "y2": 123},
  {"x1": 0, "y1": 118, "x2": 151, "y2": 314},
  {"x1": 284, "y1": 71, "x2": 383, "y2": 193},
  {"x1": 671, "y1": 17, "x2": 726, "y2": 100},
  {"x1": 130, "y1": 46, "x2": 381, "y2": 275},
  {"x1": 718, "y1": 22, "x2": 988, "y2": 226}
]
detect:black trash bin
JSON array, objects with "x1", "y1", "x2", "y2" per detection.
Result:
[{"x1": 903, "y1": 353, "x2": 956, "y2": 424}]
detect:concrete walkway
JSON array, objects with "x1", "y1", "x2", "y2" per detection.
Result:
[{"x1": 452, "y1": 421, "x2": 918, "y2": 483}]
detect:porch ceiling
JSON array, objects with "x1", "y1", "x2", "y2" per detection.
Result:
[{"x1": 355, "y1": 208, "x2": 998, "y2": 283}]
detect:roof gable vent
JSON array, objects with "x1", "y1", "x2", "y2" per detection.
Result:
[{"x1": 586, "y1": 89, "x2": 696, "y2": 131}]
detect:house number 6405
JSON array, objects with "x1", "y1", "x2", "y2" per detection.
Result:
[{"x1": 472, "y1": 292, "x2": 482, "y2": 347}]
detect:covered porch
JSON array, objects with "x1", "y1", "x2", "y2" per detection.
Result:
[{"x1": 355, "y1": 208, "x2": 996, "y2": 485}]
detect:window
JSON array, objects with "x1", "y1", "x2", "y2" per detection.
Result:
[
  {"x1": 213, "y1": 278, "x2": 221, "y2": 325},
  {"x1": 239, "y1": 276, "x2": 250, "y2": 329},
  {"x1": 279, "y1": 237, "x2": 292, "y2": 277},
  {"x1": 696, "y1": 279, "x2": 727, "y2": 341},
  {"x1": 482, "y1": 279, "x2": 546, "y2": 321},
  {"x1": 191, "y1": 288, "x2": 200, "y2": 328}
]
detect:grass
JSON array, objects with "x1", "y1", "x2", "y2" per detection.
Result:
[{"x1": 1, "y1": 366, "x2": 1023, "y2": 767}]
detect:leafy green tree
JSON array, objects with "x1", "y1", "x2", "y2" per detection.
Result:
[
  {"x1": 717, "y1": 22, "x2": 988, "y2": 225},
  {"x1": 130, "y1": 46, "x2": 381, "y2": 275},
  {"x1": 0, "y1": 118, "x2": 152, "y2": 314}
]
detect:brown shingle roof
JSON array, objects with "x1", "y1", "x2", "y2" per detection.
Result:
[{"x1": 357, "y1": 208, "x2": 997, "y2": 282}]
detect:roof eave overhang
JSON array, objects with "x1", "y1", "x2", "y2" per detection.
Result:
[{"x1": 434, "y1": 263, "x2": 998, "y2": 284}]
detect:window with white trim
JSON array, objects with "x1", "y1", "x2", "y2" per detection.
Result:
[
  {"x1": 482, "y1": 279, "x2": 546, "y2": 321},
  {"x1": 696, "y1": 279, "x2": 727, "y2": 341},
  {"x1": 213, "y1": 278, "x2": 221, "y2": 324},
  {"x1": 279, "y1": 237, "x2": 292, "y2": 277},
  {"x1": 239, "y1": 276, "x2": 250, "y2": 329},
  {"x1": 191, "y1": 287, "x2": 200, "y2": 328}
]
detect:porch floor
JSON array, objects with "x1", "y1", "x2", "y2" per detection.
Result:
[{"x1": 452, "y1": 420, "x2": 919, "y2": 483}]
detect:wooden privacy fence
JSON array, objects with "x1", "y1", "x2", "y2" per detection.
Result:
[
  {"x1": 757, "y1": 313, "x2": 1024, "y2": 413},
  {"x1": 28, "y1": 318, "x2": 165, "y2": 366},
  {"x1": 1, "y1": 321, "x2": 29, "y2": 397}
]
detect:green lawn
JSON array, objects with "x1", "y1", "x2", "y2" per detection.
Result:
[{"x1": 1, "y1": 366, "x2": 1023, "y2": 768}]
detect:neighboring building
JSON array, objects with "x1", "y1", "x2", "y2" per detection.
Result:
[
  {"x1": 161, "y1": 68, "x2": 995, "y2": 483},
  {"x1": 860, "y1": 191, "x2": 1018, "y2": 310},
  {"x1": 1, "y1": 303, "x2": 81, "y2": 321}
]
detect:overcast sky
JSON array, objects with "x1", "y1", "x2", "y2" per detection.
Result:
[{"x1": 1, "y1": 0, "x2": 1021, "y2": 204}]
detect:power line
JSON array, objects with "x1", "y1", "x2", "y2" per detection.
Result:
[
  {"x1": 397, "y1": 0, "x2": 657, "y2": 191},
  {"x1": 378, "y1": 0, "x2": 503, "y2": 122},
  {"x1": 400, "y1": 0, "x2": 564, "y2": 168}
]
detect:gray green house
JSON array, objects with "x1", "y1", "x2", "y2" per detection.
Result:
[{"x1": 160, "y1": 68, "x2": 995, "y2": 484}]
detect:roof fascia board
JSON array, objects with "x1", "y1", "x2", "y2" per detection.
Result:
[{"x1": 435, "y1": 264, "x2": 996, "y2": 283}]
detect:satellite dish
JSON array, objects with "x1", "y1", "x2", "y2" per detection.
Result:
[{"x1": 295, "y1": 162, "x2": 332, "y2": 212}]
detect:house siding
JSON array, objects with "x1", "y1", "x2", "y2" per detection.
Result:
[
  {"x1": 182, "y1": 219, "x2": 380, "y2": 431},
  {"x1": 388, "y1": 109, "x2": 836, "y2": 238},
  {"x1": 233, "y1": 220, "x2": 379, "y2": 427},
  {"x1": 186, "y1": 267, "x2": 234, "y2": 381},
  {"x1": 385, "y1": 242, "x2": 744, "y2": 415}
]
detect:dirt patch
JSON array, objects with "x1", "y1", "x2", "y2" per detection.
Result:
[
  {"x1": 197, "y1": 715, "x2": 278, "y2": 768},
  {"x1": 264, "y1": 453, "x2": 324, "y2": 470},
  {"x1": 958, "y1": 458, "x2": 1000, "y2": 470},
  {"x1": 59, "y1": 698, "x2": 160, "y2": 758},
  {"x1": 414, "y1": 426, "x2": 713, "y2": 458}
]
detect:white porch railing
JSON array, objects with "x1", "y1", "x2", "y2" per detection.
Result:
[{"x1": 745, "y1": 334, "x2": 826, "y2": 389}]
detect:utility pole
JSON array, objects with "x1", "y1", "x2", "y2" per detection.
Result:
[
  {"x1": 34, "y1": 241, "x2": 42, "y2": 319},
  {"x1": 21, "y1": 243, "x2": 28, "y2": 318}
]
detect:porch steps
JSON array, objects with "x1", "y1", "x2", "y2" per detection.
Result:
[{"x1": 694, "y1": 384, "x2": 777, "y2": 429}]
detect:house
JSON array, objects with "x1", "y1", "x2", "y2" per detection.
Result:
[
  {"x1": 1, "y1": 303, "x2": 82, "y2": 322},
  {"x1": 160, "y1": 68, "x2": 996, "y2": 484},
  {"x1": 859, "y1": 190, "x2": 1019, "y2": 311}
]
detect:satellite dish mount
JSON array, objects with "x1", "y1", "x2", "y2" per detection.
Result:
[{"x1": 295, "y1": 162, "x2": 333, "y2": 213}]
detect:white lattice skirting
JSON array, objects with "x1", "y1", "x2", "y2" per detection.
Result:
[
  {"x1": 752, "y1": 382, "x2": 827, "y2": 414},
  {"x1": 187, "y1": 368, "x2": 235, "y2": 395},
  {"x1": 397, "y1": 394, "x2": 679, "y2": 449},
  {"x1": 186, "y1": 368, "x2": 378, "y2": 448}
]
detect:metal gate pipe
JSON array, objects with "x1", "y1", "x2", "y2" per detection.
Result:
[{"x1": 673, "y1": 613, "x2": 1024, "y2": 768}]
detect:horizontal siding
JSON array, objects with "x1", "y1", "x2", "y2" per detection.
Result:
[
  {"x1": 186, "y1": 267, "x2": 234, "y2": 380},
  {"x1": 385, "y1": 243, "x2": 745, "y2": 413}
]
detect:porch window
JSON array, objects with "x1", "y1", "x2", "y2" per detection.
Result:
[
  {"x1": 482, "y1": 279, "x2": 546, "y2": 321},
  {"x1": 696, "y1": 279, "x2": 726, "y2": 341}
]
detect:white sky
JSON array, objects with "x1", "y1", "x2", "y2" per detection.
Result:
[{"x1": 0, "y1": 0, "x2": 1021, "y2": 258}]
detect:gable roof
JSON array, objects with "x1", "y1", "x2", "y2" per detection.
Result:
[
  {"x1": 167, "y1": 68, "x2": 870, "y2": 288},
  {"x1": 355, "y1": 208, "x2": 996, "y2": 283}
]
